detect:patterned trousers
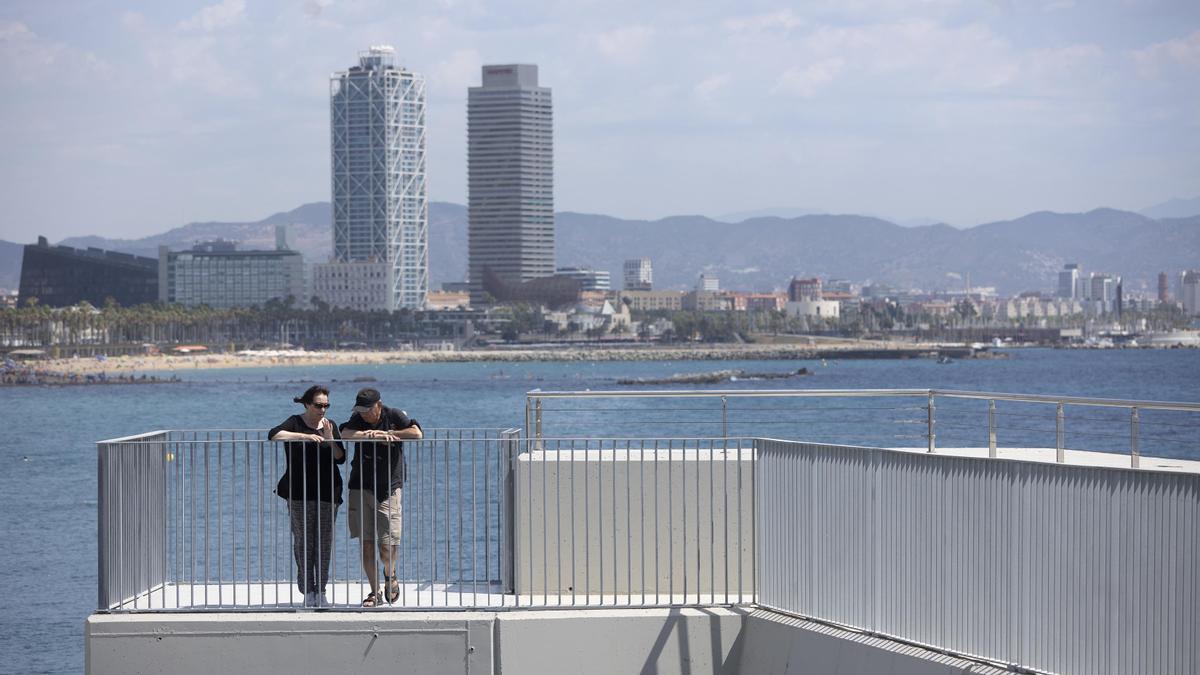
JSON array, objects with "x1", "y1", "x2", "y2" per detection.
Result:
[{"x1": 288, "y1": 500, "x2": 338, "y2": 593}]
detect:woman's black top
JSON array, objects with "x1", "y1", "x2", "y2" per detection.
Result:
[{"x1": 268, "y1": 414, "x2": 345, "y2": 504}]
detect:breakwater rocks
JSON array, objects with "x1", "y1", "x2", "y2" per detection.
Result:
[
  {"x1": 618, "y1": 368, "x2": 811, "y2": 385},
  {"x1": 400, "y1": 345, "x2": 1001, "y2": 363},
  {"x1": 1, "y1": 368, "x2": 181, "y2": 387}
]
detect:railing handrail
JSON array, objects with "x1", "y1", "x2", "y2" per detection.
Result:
[
  {"x1": 525, "y1": 387, "x2": 1200, "y2": 411},
  {"x1": 97, "y1": 427, "x2": 521, "y2": 446}
]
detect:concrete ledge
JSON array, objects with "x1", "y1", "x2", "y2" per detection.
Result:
[
  {"x1": 497, "y1": 607, "x2": 748, "y2": 675},
  {"x1": 86, "y1": 612, "x2": 495, "y2": 674}
]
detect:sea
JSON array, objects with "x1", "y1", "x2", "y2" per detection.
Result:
[{"x1": 2, "y1": 348, "x2": 1198, "y2": 674}]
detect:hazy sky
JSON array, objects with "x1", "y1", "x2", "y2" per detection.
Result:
[{"x1": 1, "y1": 0, "x2": 1198, "y2": 242}]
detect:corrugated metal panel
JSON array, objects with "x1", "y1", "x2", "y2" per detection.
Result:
[{"x1": 755, "y1": 439, "x2": 1200, "y2": 675}]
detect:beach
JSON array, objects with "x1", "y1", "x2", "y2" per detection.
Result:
[{"x1": 33, "y1": 338, "x2": 942, "y2": 376}]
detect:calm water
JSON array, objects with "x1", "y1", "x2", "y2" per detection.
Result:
[{"x1": 2, "y1": 348, "x2": 1197, "y2": 673}]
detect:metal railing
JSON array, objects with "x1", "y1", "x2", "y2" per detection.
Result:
[
  {"x1": 97, "y1": 428, "x2": 520, "y2": 611},
  {"x1": 756, "y1": 438, "x2": 1200, "y2": 675},
  {"x1": 525, "y1": 388, "x2": 1200, "y2": 467}
]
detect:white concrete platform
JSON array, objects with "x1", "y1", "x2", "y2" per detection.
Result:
[{"x1": 879, "y1": 445, "x2": 1200, "y2": 473}]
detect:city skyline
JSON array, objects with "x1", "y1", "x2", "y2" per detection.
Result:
[{"x1": 1, "y1": 1, "x2": 1198, "y2": 242}]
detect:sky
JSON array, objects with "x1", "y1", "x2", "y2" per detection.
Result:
[{"x1": 1, "y1": 0, "x2": 1198, "y2": 242}]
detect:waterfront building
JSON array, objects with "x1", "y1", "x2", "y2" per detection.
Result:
[
  {"x1": 330, "y1": 46, "x2": 428, "y2": 310},
  {"x1": 683, "y1": 289, "x2": 731, "y2": 311},
  {"x1": 555, "y1": 266, "x2": 611, "y2": 292},
  {"x1": 468, "y1": 64, "x2": 554, "y2": 305},
  {"x1": 742, "y1": 293, "x2": 787, "y2": 312},
  {"x1": 311, "y1": 260, "x2": 389, "y2": 310},
  {"x1": 1158, "y1": 272, "x2": 1170, "y2": 303},
  {"x1": 158, "y1": 232, "x2": 304, "y2": 309},
  {"x1": 18, "y1": 236, "x2": 158, "y2": 308},
  {"x1": 698, "y1": 274, "x2": 720, "y2": 292},
  {"x1": 788, "y1": 277, "x2": 822, "y2": 301},
  {"x1": 1057, "y1": 263, "x2": 1080, "y2": 299},
  {"x1": 623, "y1": 258, "x2": 652, "y2": 291},
  {"x1": 1183, "y1": 271, "x2": 1200, "y2": 316},
  {"x1": 1087, "y1": 274, "x2": 1120, "y2": 314},
  {"x1": 616, "y1": 290, "x2": 684, "y2": 312},
  {"x1": 786, "y1": 298, "x2": 840, "y2": 319}
]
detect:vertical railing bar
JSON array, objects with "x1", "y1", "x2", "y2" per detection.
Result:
[
  {"x1": 626, "y1": 439, "x2": 632, "y2": 607},
  {"x1": 542, "y1": 431, "x2": 548, "y2": 605},
  {"x1": 988, "y1": 399, "x2": 997, "y2": 458},
  {"x1": 1131, "y1": 407, "x2": 1140, "y2": 469},
  {"x1": 527, "y1": 436, "x2": 533, "y2": 607},
  {"x1": 1056, "y1": 402, "x2": 1065, "y2": 463},
  {"x1": 669, "y1": 438, "x2": 675, "y2": 603},
  {"x1": 571, "y1": 438, "x2": 577, "y2": 608},
  {"x1": 556, "y1": 437, "x2": 562, "y2": 607},
  {"x1": 472, "y1": 434, "x2": 478, "y2": 607},
  {"x1": 723, "y1": 435, "x2": 729, "y2": 605},
  {"x1": 204, "y1": 437, "x2": 210, "y2": 608},
  {"x1": 736, "y1": 434, "x2": 742, "y2": 604},
  {"x1": 927, "y1": 392, "x2": 936, "y2": 453},
  {"x1": 600, "y1": 438, "x2": 606, "y2": 606},
  {"x1": 749, "y1": 437, "x2": 756, "y2": 604},
  {"x1": 655, "y1": 438, "x2": 660, "y2": 606},
  {"x1": 640, "y1": 439, "x2": 647, "y2": 607},
  {"x1": 444, "y1": 437, "x2": 451, "y2": 596},
  {"x1": 709, "y1": 437, "x2": 715, "y2": 607},
  {"x1": 458, "y1": 433, "x2": 464, "y2": 607},
  {"x1": 585, "y1": 437, "x2": 591, "y2": 605},
  {"x1": 484, "y1": 436, "x2": 491, "y2": 601}
]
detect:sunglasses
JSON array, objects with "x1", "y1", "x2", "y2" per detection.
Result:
[{"x1": 310, "y1": 402, "x2": 331, "y2": 409}]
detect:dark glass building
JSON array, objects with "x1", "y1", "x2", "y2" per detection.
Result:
[{"x1": 18, "y1": 237, "x2": 158, "y2": 307}]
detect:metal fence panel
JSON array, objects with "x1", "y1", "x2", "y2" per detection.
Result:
[{"x1": 755, "y1": 439, "x2": 1200, "y2": 675}]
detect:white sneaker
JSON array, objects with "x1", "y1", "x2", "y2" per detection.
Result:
[{"x1": 303, "y1": 591, "x2": 317, "y2": 607}]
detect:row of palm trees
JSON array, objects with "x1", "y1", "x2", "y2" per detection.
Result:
[{"x1": 0, "y1": 297, "x2": 435, "y2": 349}]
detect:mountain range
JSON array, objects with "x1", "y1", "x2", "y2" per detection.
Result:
[{"x1": 2, "y1": 203, "x2": 1197, "y2": 297}]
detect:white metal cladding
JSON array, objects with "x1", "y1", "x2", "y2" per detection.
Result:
[{"x1": 755, "y1": 439, "x2": 1199, "y2": 675}]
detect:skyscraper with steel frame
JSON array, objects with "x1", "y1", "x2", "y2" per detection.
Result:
[
  {"x1": 329, "y1": 46, "x2": 427, "y2": 310},
  {"x1": 467, "y1": 64, "x2": 554, "y2": 305}
]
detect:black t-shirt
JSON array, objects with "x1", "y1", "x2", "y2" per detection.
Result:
[
  {"x1": 268, "y1": 414, "x2": 345, "y2": 504},
  {"x1": 340, "y1": 405, "x2": 419, "y2": 499}
]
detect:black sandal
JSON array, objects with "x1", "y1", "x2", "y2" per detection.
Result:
[
  {"x1": 362, "y1": 591, "x2": 380, "y2": 608},
  {"x1": 385, "y1": 576, "x2": 400, "y2": 604}
]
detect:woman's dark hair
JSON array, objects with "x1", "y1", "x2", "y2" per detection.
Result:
[{"x1": 293, "y1": 385, "x2": 330, "y2": 405}]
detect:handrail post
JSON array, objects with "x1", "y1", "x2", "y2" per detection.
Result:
[
  {"x1": 1056, "y1": 402, "x2": 1065, "y2": 463},
  {"x1": 988, "y1": 399, "x2": 997, "y2": 458},
  {"x1": 721, "y1": 396, "x2": 728, "y2": 440},
  {"x1": 1130, "y1": 407, "x2": 1140, "y2": 469},
  {"x1": 534, "y1": 399, "x2": 543, "y2": 445},
  {"x1": 926, "y1": 392, "x2": 935, "y2": 453}
]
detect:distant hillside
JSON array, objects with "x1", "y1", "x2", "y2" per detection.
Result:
[
  {"x1": 0, "y1": 239, "x2": 24, "y2": 291},
  {"x1": 30, "y1": 203, "x2": 1200, "y2": 297},
  {"x1": 555, "y1": 208, "x2": 1200, "y2": 294},
  {"x1": 1141, "y1": 196, "x2": 1200, "y2": 220}
]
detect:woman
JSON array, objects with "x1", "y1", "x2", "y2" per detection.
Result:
[{"x1": 268, "y1": 385, "x2": 346, "y2": 608}]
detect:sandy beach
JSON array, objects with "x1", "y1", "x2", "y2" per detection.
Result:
[{"x1": 35, "y1": 338, "x2": 934, "y2": 376}]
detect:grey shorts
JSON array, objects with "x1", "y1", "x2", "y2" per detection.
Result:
[{"x1": 347, "y1": 488, "x2": 402, "y2": 546}]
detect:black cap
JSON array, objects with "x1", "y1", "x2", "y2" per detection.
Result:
[{"x1": 351, "y1": 387, "x2": 381, "y2": 413}]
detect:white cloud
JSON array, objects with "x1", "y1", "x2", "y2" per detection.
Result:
[
  {"x1": 0, "y1": 20, "x2": 110, "y2": 83},
  {"x1": 429, "y1": 49, "x2": 482, "y2": 99},
  {"x1": 594, "y1": 25, "x2": 655, "y2": 65},
  {"x1": 723, "y1": 10, "x2": 804, "y2": 34},
  {"x1": 303, "y1": 0, "x2": 334, "y2": 19},
  {"x1": 179, "y1": 0, "x2": 247, "y2": 32},
  {"x1": 694, "y1": 73, "x2": 731, "y2": 101},
  {"x1": 1131, "y1": 30, "x2": 1200, "y2": 78},
  {"x1": 773, "y1": 58, "x2": 845, "y2": 97}
]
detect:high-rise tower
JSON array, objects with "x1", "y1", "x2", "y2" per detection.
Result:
[
  {"x1": 328, "y1": 46, "x2": 427, "y2": 310},
  {"x1": 467, "y1": 64, "x2": 553, "y2": 305}
]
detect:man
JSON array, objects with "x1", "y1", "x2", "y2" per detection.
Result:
[{"x1": 339, "y1": 387, "x2": 423, "y2": 607}]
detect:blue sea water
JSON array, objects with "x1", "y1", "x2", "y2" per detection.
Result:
[{"x1": 1, "y1": 348, "x2": 1197, "y2": 673}]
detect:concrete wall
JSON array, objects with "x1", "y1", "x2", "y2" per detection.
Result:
[
  {"x1": 87, "y1": 607, "x2": 1012, "y2": 675},
  {"x1": 513, "y1": 446, "x2": 754, "y2": 598}
]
